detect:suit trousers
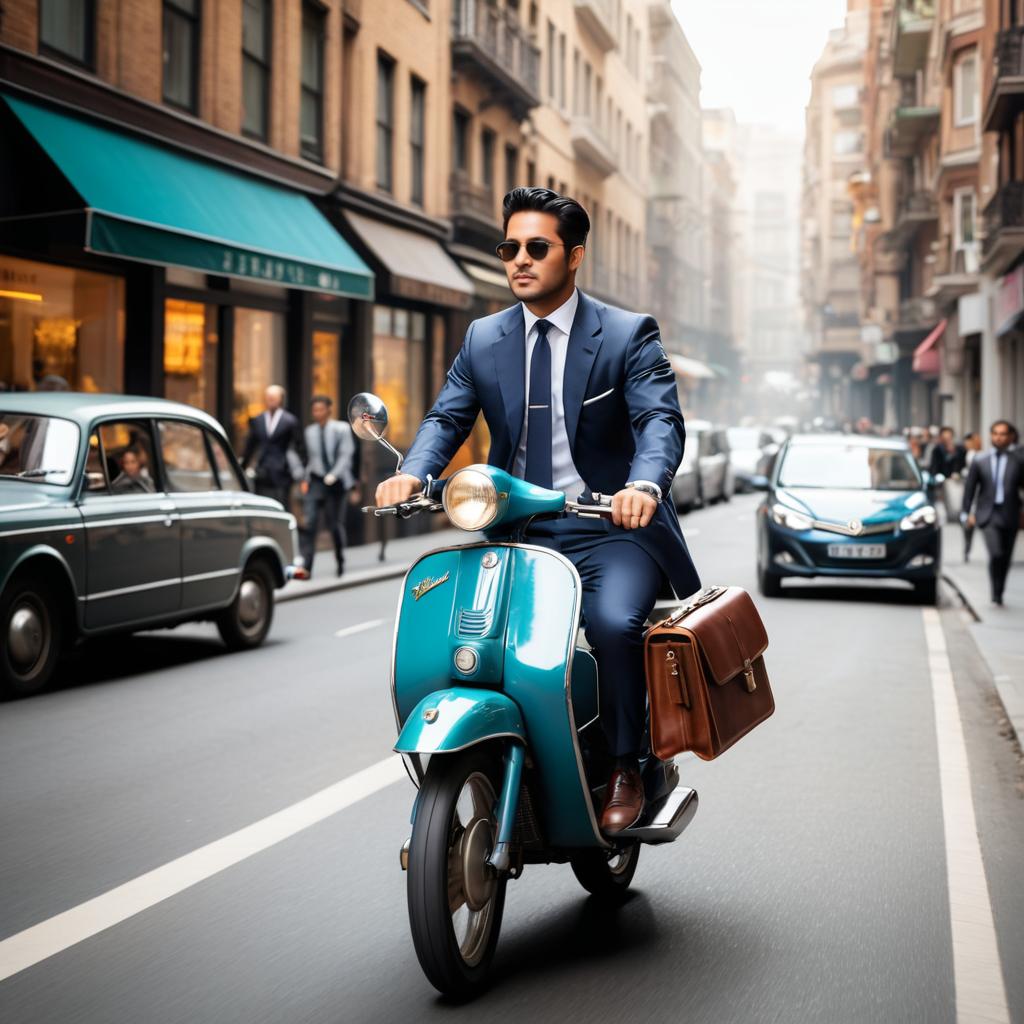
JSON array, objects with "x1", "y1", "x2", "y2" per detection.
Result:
[
  {"x1": 533, "y1": 521, "x2": 665, "y2": 757},
  {"x1": 982, "y1": 505, "x2": 1018, "y2": 601},
  {"x1": 256, "y1": 480, "x2": 291, "y2": 508},
  {"x1": 300, "y1": 476, "x2": 347, "y2": 572}
]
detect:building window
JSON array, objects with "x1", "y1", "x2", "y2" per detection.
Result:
[
  {"x1": 583, "y1": 63, "x2": 592, "y2": 117},
  {"x1": 39, "y1": 0, "x2": 94, "y2": 67},
  {"x1": 954, "y1": 50, "x2": 979, "y2": 127},
  {"x1": 831, "y1": 83, "x2": 859, "y2": 109},
  {"x1": 233, "y1": 307, "x2": 286, "y2": 447},
  {"x1": 376, "y1": 53, "x2": 395, "y2": 191},
  {"x1": 833, "y1": 129, "x2": 863, "y2": 156},
  {"x1": 410, "y1": 77, "x2": 426, "y2": 206},
  {"x1": 953, "y1": 189, "x2": 976, "y2": 249},
  {"x1": 0, "y1": 255, "x2": 124, "y2": 393},
  {"x1": 526, "y1": 159, "x2": 536, "y2": 187},
  {"x1": 371, "y1": 306, "x2": 427, "y2": 449},
  {"x1": 505, "y1": 144, "x2": 519, "y2": 193},
  {"x1": 163, "y1": 0, "x2": 200, "y2": 112},
  {"x1": 242, "y1": 0, "x2": 271, "y2": 141},
  {"x1": 573, "y1": 49, "x2": 580, "y2": 115},
  {"x1": 301, "y1": 3, "x2": 325, "y2": 161},
  {"x1": 481, "y1": 129, "x2": 496, "y2": 191},
  {"x1": 547, "y1": 19, "x2": 556, "y2": 99},
  {"x1": 453, "y1": 107, "x2": 471, "y2": 174},
  {"x1": 164, "y1": 299, "x2": 217, "y2": 414},
  {"x1": 559, "y1": 33, "x2": 567, "y2": 109},
  {"x1": 311, "y1": 327, "x2": 341, "y2": 412}
]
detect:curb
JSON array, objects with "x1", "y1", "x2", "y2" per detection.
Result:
[
  {"x1": 940, "y1": 572, "x2": 981, "y2": 622},
  {"x1": 278, "y1": 564, "x2": 407, "y2": 603}
]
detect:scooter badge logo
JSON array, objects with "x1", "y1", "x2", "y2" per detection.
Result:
[{"x1": 411, "y1": 570, "x2": 450, "y2": 601}]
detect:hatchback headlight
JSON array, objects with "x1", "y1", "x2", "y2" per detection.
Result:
[
  {"x1": 770, "y1": 502, "x2": 812, "y2": 531},
  {"x1": 900, "y1": 505, "x2": 937, "y2": 531},
  {"x1": 443, "y1": 469, "x2": 500, "y2": 531}
]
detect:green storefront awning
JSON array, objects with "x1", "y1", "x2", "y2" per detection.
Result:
[{"x1": 2, "y1": 93, "x2": 373, "y2": 300}]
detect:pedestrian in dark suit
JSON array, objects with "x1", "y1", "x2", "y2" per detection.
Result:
[
  {"x1": 961, "y1": 420, "x2": 1022, "y2": 605},
  {"x1": 298, "y1": 395, "x2": 356, "y2": 577},
  {"x1": 375, "y1": 187, "x2": 701, "y2": 835},
  {"x1": 240, "y1": 385, "x2": 306, "y2": 507}
]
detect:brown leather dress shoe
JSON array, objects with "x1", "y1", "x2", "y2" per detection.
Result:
[{"x1": 600, "y1": 767, "x2": 645, "y2": 835}]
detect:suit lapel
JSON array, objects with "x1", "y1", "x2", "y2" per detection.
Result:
[
  {"x1": 562, "y1": 292, "x2": 604, "y2": 447},
  {"x1": 492, "y1": 304, "x2": 527, "y2": 451}
]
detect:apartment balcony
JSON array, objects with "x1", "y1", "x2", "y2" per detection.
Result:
[
  {"x1": 449, "y1": 173, "x2": 498, "y2": 244},
  {"x1": 982, "y1": 181, "x2": 1024, "y2": 276},
  {"x1": 984, "y1": 27, "x2": 1024, "y2": 133},
  {"x1": 890, "y1": 190, "x2": 938, "y2": 245},
  {"x1": 895, "y1": 295, "x2": 937, "y2": 333},
  {"x1": 570, "y1": 114, "x2": 617, "y2": 178},
  {"x1": 928, "y1": 242, "x2": 980, "y2": 305},
  {"x1": 892, "y1": 0, "x2": 935, "y2": 77},
  {"x1": 884, "y1": 104, "x2": 939, "y2": 157},
  {"x1": 574, "y1": 0, "x2": 617, "y2": 53},
  {"x1": 451, "y1": 0, "x2": 541, "y2": 118}
]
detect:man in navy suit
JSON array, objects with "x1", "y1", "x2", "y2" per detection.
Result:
[
  {"x1": 377, "y1": 188, "x2": 700, "y2": 833},
  {"x1": 961, "y1": 419, "x2": 1021, "y2": 606},
  {"x1": 241, "y1": 384, "x2": 306, "y2": 507}
]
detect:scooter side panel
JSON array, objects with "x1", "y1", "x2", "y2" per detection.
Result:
[
  {"x1": 394, "y1": 688, "x2": 526, "y2": 753},
  {"x1": 504, "y1": 548, "x2": 603, "y2": 847}
]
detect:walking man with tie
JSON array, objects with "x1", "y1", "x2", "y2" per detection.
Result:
[
  {"x1": 240, "y1": 384, "x2": 305, "y2": 507},
  {"x1": 375, "y1": 187, "x2": 700, "y2": 834},
  {"x1": 299, "y1": 395, "x2": 356, "y2": 577},
  {"x1": 961, "y1": 420, "x2": 1022, "y2": 606}
]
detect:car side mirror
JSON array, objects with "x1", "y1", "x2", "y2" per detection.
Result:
[
  {"x1": 749, "y1": 475, "x2": 770, "y2": 491},
  {"x1": 348, "y1": 392, "x2": 404, "y2": 474}
]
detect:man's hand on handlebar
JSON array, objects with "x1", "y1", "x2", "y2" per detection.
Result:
[
  {"x1": 611, "y1": 488, "x2": 657, "y2": 530},
  {"x1": 375, "y1": 473, "x2": 424, "y2": 508}
]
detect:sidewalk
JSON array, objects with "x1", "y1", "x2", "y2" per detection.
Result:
[
  {"x1": 277, "y1": 526, "x2": 465, "y2": 603},
  {"x1": 940, "y1": 521, "x2": 1024, "y2": 743}
]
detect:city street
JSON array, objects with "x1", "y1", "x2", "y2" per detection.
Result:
[{"x1": 1, "y1": 494, "x2": 1022, "y2": 1023}]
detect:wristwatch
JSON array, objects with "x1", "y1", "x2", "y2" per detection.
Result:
[{"x1": 625, "y1": 480, "x2": 663, "y2": 503}]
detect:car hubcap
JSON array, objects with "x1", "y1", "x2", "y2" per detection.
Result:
[
  {"x1": 8, "y1": 602, "x2": 45, "y2": 672},
  {"x1": 238, "y1": 578, "x2": 264, "y2": 628}
]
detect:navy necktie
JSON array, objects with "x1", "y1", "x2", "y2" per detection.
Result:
[{"x1": 524, "y1": 319, "x2": 553, "y2": 490}]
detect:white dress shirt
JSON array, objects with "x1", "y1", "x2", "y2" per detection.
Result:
[
  {"x1": 264, "y1": 408, "x2": 283, "y2": 437},
  {"x1": 993, "y1": 449, "x2": 1008, "y2": 505},
  {"x1": 513, "y1": 289, "x2": 589, "y2": 500}
]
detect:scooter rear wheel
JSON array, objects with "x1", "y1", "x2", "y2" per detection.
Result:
[
  {"x1": 407, "y1": 749, "x2": 507, "y2": 1000},
  {"x1": 570, "y1": 843, "x2": 640, "y2": 902}
]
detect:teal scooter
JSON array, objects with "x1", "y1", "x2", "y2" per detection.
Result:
[{"x1": 350, "y1": 394, "x2": 698, "y2": 999}]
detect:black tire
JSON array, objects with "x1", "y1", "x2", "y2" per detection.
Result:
[
  {"x1": 0, "y1": 576, "x2": 63, "y2": 699},
  {"x1": 914, "y1": 578, "x2": 938, "y2": 605},
  {"x1": 758, "y1": 564, "x2": 782, "y2": 598},
  {"x1": 407, "y1": 750, "x2": 507, "y2": 1000},
  {"x1": 569, "y1": 843, "x2": 640, "y2": 902},
  {"x1": 216, "y1": 560, "x2": 274, "y2": 650}
]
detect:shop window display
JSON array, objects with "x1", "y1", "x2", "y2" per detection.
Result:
[
  {"x1": 371, "y1": 306, "x2": 426, "y2": 449},
  {"x1": 164, "y1": 298, "x2": 217, "y2": 414},
  {"x1": 232, "y1": 306, "x2": 285, "y2": 448}
]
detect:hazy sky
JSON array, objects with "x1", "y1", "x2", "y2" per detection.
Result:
[{"x1": 671, "y1": 0, "x2": 848, "y2": 133}]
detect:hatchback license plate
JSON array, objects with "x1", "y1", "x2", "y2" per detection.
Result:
[{"x1": 827, "y1": 544, "x2": 885, "y2": 559}]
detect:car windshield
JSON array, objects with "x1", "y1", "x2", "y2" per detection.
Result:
[
  {"x1": 0, "y1": 414, "x2": 80, "y2": 485},
  {"x1": 778, "y1": 443, "x2": 921, "y2": 491},
  {"x1": 727, "y1": 428, "x2": 762, "y2": 449}
]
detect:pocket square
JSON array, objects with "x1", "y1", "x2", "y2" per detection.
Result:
[{"x1": 582, "y1": 387, "x2": 615, "y2": 407}]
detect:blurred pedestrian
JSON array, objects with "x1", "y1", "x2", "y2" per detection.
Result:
[
  {"x1": 960, "y1": 432, "x2": 981, "y2": 561},
  {"x1": 928, "y1": 426, "x2": 966, "y2": 522},
  {"x1": 961, "y1": 420, "x2": 1022, "y2": 606},
  {"x1": 240, "y1": 384, "x2": 306, "y2": 507},
  {"x1": 110, "y1": 446, "x2": 155, "y2": 494},
  {"x1": 298, "y1": 395, "x2": 356, "y2": 578}
]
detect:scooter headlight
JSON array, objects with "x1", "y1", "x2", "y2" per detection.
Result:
[
  {"x1": 900, "y1": 505, "x2": 937, "y2": 531},
  {"x1": 443, "y1": 469, "x2": 499, "y2": 531}
]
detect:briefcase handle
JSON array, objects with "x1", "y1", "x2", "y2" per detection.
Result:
[{"x1": 663, "y1": 585, "x2": 729, "y2": 628}]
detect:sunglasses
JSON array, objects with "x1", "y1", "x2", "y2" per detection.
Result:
[{"x1": 495, "y1": 239, "x2": 566, "y2": 262}]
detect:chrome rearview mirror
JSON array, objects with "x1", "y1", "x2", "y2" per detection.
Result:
[{"x1": 348, "y1": 392, "x2": 404, "y2": 473}]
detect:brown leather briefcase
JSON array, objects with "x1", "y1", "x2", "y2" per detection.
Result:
[{"x1": 644, "y1": 586, "x2": 774, "y2": 761}]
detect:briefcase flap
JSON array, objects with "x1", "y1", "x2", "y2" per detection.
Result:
[{"x1": 667, "y1": 587, "x2": 768, "y2": 686}]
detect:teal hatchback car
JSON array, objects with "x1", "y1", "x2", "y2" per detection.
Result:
[{"x1": 0, "y1": 394, "x2": 299, "y2": 698}]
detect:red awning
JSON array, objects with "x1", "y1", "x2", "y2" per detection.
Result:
[{"x1": 912, "y1": 318, "x2": 946, "y2": 377}]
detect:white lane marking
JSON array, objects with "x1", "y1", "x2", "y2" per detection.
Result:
[
  {"x1": 0, "y1": 755, "x2": 406, "y2": 983},
  {"x1": 334, "y1": 618, "x2": 386, "y2": 638},
  {"x1": 923, "y1": 608, "x2": 1010, "y2": 1023}
]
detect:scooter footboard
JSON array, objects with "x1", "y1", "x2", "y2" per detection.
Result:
[{"x1": 394, "y1": 688, "x2": 526, "y2": 754}]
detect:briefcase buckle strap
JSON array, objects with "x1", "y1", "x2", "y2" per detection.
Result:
[
  {"x1": 665, "y1": 585, "x2": 728, "y2": 627},
  {"x1": 743, "y1": 657, "x2": 756, "y2": 693}
]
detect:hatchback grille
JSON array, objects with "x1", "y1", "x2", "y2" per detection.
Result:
[{"x1": 457, "y1": 608, "x2": 492, "y2": 637}]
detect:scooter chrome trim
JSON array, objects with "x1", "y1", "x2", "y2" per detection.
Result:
[
  {"x1": 617, "y1": 785, "x2": 698, "y2": 844},
  {"x1": 389, "y1": 539, "x2": 609, "y2": 848}
]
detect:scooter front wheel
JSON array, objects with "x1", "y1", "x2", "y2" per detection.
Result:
[
  {"x1": 407, "y1": 749, "x2": 507, "y2": 999},
  {"x1": 570, "y1": 843, "x2": 640, "y2": 902}
]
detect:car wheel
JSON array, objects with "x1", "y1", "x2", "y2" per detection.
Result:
[
  {"x1": 914, "y1": 578, "x2": 937, "y2": 605},
  {"x1": 758, "y1": 564, "x2": 782, "y2": 598},
  {"x1": 217, "y1": 560, "x2": 275, "y2": 650},
  {"x1": 0, "y1": 577, "x2": 63, "y2": 699}
]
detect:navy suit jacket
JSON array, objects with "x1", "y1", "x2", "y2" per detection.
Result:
[{"x1": 402, "y1": 291, "x2": 701, "y2": 598}]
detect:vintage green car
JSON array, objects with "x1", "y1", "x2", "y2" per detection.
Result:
[{"x1": 0, "y1": 393, "x2": 299, "y2": 698}]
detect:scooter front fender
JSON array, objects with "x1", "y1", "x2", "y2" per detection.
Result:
[{"x1": 394, "y1": 688, "x2": 526, "y2": 755}]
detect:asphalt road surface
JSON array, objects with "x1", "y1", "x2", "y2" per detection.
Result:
[{"x1": 1, "y1": 494, "x2": 1022, "y2": 1023}]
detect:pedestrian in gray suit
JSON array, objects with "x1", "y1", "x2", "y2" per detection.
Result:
[{"x1": 298, "y1": 395, "x2": 356, "y2": 577}]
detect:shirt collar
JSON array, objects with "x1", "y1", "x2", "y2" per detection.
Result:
[{"x1": 521, "y1": 288, "x2": 579, "y2": 340}]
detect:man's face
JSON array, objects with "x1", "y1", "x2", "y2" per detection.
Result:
[
  {"x1": 501, "y1": 211, "x2": 584, "y2": 304},
  {"x1": 940, "y1": 428, "x2": 954, "y2": 446},
  {"x1": 991, "y1": 423, "x2": 1012, "y2": 450},
  {"x1": 311, "y1": 400, "x2": 330, "y2": 425},
  {"x1": 265, "y1": 387, "x2": 283, "y2": 412}
]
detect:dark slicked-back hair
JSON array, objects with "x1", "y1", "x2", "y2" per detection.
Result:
[{"x1": 502, "y1": 187, "x2": 590, "y2": 254}]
